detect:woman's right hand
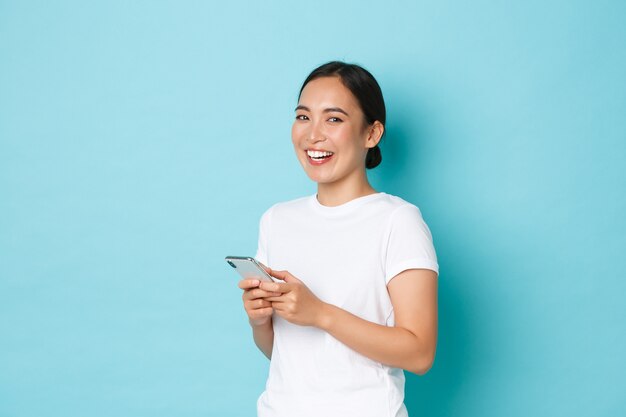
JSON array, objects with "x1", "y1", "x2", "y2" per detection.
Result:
[{"x1": 238, "y1": 279, "x2": 280, "y2": 327}]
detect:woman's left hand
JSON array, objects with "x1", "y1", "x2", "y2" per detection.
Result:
[{"x1": 259, "y1": 269, "x2": 327, "y2": 327}]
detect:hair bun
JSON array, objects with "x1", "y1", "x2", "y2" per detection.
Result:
[{"x1": 365, "y1": 145, "x2": 382, "y2": 169}]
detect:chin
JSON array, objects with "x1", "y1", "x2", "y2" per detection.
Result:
[
  {"x1": 301, "y1": 169, "x2": 331, "y2": 185},
  {"x1": 298, "y1": 158, "x2": 345, "y2": 185},
  {"x1": 304, "y1": 171, "x2": 326, "y2": 184}
]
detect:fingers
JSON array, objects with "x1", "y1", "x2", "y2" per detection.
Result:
[
  {"x1": 259, "y1": 280, "x2": 291, "y2": 293},
  {"x1": 248, "y1": 307, "x2": 273, "y2": 320},
  {"x1": 248, "y1": 298, "x2": 272, "y2": 309},
  {"x1": 268, "y1": 269, "x2": 301, "y2": 284},
  {"x1": 242, "y1": 291, "x2": 276, "y2": 325},
  {"x1": 238, "y1": 279, "x2": 260, "y2": 290},
  {"x1": 242, "y1": 288, "x2": 281, "y2": 302},
  {"x1": 268, "y1": 301, "x2": 288, "y2": 314},
  {"x1": 269, "y1": 269, "x2": 288, "y2": 281},
  {"x1": 239, "y1": 270, "x2": 303, "y2": 326}
]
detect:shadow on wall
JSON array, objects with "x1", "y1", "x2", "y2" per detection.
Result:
[
  {"x1": 403, "y1": 263, "x2": 471, "y2": 416},
  {"x1": 375, "y1": 97, "x2": 477, "y2": 416}
]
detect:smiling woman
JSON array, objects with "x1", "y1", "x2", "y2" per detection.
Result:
[
  {"x1": 237, "y1": 61, "x2": 439, "y2": 417},
  {"x1": 291, "y1": 75, "x2": 384, "y2": 199}
]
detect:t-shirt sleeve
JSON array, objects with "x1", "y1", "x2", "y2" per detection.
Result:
[
  {"x1": 385, "y1": 204, "x2": 439, "y2": 284},
  {"x1": 254, "y1": 207, "x2": 272, "y2": 267}
]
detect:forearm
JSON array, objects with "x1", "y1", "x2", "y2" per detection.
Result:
[
  {"x1": 251, "y1": 319, "x2": 274, "y2": 360},
  {"x1": 318, "y1": 304, "x2": 435, "y2": 374}
]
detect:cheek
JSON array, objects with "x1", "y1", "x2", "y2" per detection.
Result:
[
  {"x1": 291, "y1": 124, "x2": 302, "y2": 145},
  {"x1": 335, "y1": 126, "x2": 362, "y2": 150},
  {"x1": 291, "y1": 124, "x2": 306, "y2": 155}
]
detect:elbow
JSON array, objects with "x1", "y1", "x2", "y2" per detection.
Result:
[
  {"x1": 409, "y1": 360, "x2": 433, "y2": 376},
  {"x1": 406, "y1": 350, "x2": 436, "y2": 376}
]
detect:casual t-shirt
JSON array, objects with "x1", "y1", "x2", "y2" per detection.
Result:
[{"x1": 255, "y1": 192, "x2": 438, "y2": 417}]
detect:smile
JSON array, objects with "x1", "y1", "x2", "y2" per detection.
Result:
[
  {"x1": 306, "y1": 149, "x2": 334, "y2": 165},
  {"x1": 306, "y1": 150, "x2": 334, "y2": 160}
]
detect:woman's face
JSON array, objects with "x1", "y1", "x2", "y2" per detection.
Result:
[{"x1": 291, "y1": 76, "x2": 378, "y2": 185}]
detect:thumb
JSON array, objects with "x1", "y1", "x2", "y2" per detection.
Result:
[{"x1": 271, "y1": 269, "x2": 300, "y2": 283}]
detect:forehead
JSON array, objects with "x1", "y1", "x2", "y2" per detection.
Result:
[{"x1": 298, "y1": 76, "x2": 359, "y2": 110}]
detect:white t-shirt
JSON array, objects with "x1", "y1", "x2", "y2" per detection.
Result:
[{"x1": 255, "y1": 192, "x2": 438, "y2": 417}]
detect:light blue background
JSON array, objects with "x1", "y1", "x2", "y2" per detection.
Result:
[{"x1": 1, "y1": 1, "x2": 625, "y2": 416}]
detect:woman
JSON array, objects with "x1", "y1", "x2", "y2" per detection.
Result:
[{"x1": 238, "y1": 61, "x2": 439, "y2": 417}]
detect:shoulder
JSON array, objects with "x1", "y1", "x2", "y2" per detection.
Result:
[
  {"x1": 374, "y1": 193, "x2": 425, "y2": 220},
  {"x1": 272, "y1": 195, "x2": 314, "y2": 211},
  {"x1": 258, "y1": 195, "x2": 315, "y2": 222},
  {"x1": 376, "y1": 194, "x2": 432, "y2": 240},
  {"x1": 380, "y1": 194, "x2": 438, "y2": 277}
]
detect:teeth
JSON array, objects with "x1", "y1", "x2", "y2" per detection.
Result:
[{"x1": 307, "y1": 150, "x2": 334, "y2": 159}]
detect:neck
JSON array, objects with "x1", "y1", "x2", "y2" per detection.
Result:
[{"x1": 316, "y1": 169, "x2": 377, "y2": 207}]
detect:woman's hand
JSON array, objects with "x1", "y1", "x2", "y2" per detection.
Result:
[
  {"x1": 260, "y1": 270, "x2": 327, "y2": 327},
  {"x1": 238, "y1": 278, "x2": 281, "y2": 327}
]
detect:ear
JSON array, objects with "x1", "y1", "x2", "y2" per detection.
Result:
[{"x1": 365, "y1": 121, "x2": 384, "y2": 149}]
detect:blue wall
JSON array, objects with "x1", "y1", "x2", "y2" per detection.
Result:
[{"x1": 1, "y1": 1, "x2": 624, "y2": 416}]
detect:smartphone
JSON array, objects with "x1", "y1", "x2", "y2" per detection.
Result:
[{"x1": 225, "y1": 256, "x2": 273, "y2": 282}]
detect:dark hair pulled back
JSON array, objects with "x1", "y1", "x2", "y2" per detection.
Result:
[{"x1": 298, "y1": 61, "x2": 386, "y2": 169}]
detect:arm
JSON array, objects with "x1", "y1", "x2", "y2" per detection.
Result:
[
  {"x1": 261, "y1": 268, "x2": 438, "y2": 375},
  {"x1": 251, "y1": 320, "x2": 274, "y2": 360},
  {"x1": 320, "y1": 269, "x2": 438, "y2": 374}
]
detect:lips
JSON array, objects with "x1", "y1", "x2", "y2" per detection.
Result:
[{"x1": 306, "y1": 149, "x2": 334, "y2": 165}]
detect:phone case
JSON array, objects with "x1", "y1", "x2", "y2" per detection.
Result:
[{"x1": 225, "y1": 256, "x2": 273, "y2": 281}]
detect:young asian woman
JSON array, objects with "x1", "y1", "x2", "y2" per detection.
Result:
[{"x1": 238, "y1": 61, "x2": 439, "y2": 417}]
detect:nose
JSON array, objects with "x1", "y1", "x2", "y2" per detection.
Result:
[{"x1": 307, "y1": 119, "x2": 326, "y2": 144}]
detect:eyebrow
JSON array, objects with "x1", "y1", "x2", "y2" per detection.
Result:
[{"x1": 295, "y1": 105, "x2": 350, "y2": 116}]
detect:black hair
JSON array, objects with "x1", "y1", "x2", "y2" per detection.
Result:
[{"x1": 298, "y1": 61, "x2": 386, "y2": 169}]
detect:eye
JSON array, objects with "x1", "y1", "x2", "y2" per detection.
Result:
[
  {"x1": 328, "y1": 117, "x2": 343, "y2": 123},
  {"x1": 295, "y1": 114, "x2": 309, "y2": 121}
]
